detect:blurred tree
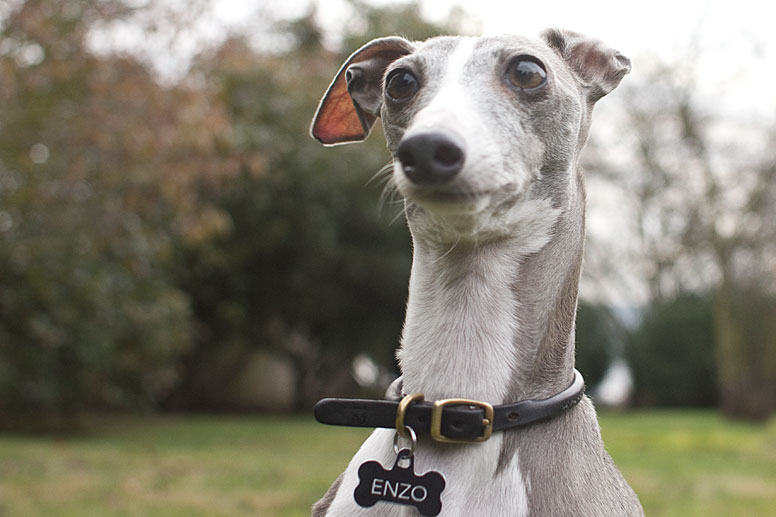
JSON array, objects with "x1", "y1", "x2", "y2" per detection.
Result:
[
  {"x1": 167, "y1": 3, "x2": 468, "y2": 410},
  {"x1": 0, "y1": 0, "x2": 477, "y2": 420},
  {"x1": 594, "y1": 57, "x2": 776, "y2": 419},
  {"x1": 627, "y1": 293, "x2": 718, "y2": 407},
  {"x1": 0, "y1": 0, "x2": 234, "y2": 426}
]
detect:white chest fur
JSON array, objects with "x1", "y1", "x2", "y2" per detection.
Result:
[
  {"x1": 396, "y1": 185, "x2": 560, "y2": 401},
  {"x1": 397, "y1": 243, "x2": 521, "y2": 403},
  {"x1": 325, "y1": 429, "x2": 529, "y2": 517}
]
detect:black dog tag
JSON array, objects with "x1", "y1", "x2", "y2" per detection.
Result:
[{"x1": 354, "y1": 450, "x2": 445, "y2": 516}]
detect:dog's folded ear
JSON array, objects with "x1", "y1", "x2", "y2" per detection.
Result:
[
  {"x1": 311, "y1": 37, "x2": 415, "y2": 146},
  {"x1": 540, "y1": 28, "x2": 631, "y2": 103}
]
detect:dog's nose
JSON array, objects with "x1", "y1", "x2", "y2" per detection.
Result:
[{"x1": 397, "y1": 131, "x2": 465, "y2": 185}]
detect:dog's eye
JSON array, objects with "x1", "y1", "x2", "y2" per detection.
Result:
[
  {"x1": 507, "y1": 58, "x2": 547, "y2": 91},
  {"x1": 385, "y1": 69, "x2": 419, "y2": 102}
]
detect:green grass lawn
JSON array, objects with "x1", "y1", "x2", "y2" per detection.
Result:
[{"x1": 0, "y1": 411, "x2": 774, "y2": 516}]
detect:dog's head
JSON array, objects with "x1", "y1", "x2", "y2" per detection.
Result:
[{"x1": 312, "y1": 30, "x2": 630, "y2": 245}]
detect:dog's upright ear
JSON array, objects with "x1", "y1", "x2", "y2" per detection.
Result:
[
  {"x1": 311, "y1": 37, "x2": 415, "y2": 146},
  {"x1": 540, "y1": 28, "x2": 631, "y2": 103}
]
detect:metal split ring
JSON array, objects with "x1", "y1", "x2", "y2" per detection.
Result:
[
  {"x1": 394, "y1": 392, "x2": 423, "y2": 460},
  {"x1": 393, "y1": 424, "x2": 418, "y2": 457}
]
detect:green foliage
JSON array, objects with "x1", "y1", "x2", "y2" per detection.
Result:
[
  {"x1": 627, "y1": 293, "x2": 719, "y2": 407},
  {"x1": 167, "y1": 38, "x2": 409, "y2": 409},
  {"x1": 0, "y1": 0, "x2": 472, "y2": 420},
  {"x1": 714, "y1": 281, "x2": 776, "y2": 419},
  {"x1": 0, "y1": 1, "x2": 232, "y2": 421}
]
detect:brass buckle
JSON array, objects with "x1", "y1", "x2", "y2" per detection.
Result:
[
  {"x1": 395, "y1": 393, "x2": 424, "y2": 438},
  {"x1": 430, "y1": 398, "x2": 494, "y2": 443}
]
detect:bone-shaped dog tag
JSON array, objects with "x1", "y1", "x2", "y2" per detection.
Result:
[{"x1": 354, "y1": 450, "x2": 445, "y2": 516}]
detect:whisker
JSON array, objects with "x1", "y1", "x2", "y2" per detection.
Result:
[
  {"x1": 370, "y1": 162, "x2": 405, "y2": 223},
  {"x1": 366, "y1": 162, "x2": 394, "y2": 187},
  {"x1": 388, "y1": 203, "x2": 408, "y2": 226},
  {"x1": 365, "y1": 159, "x2": 406, "y2": 225}
]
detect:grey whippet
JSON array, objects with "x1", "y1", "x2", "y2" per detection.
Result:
[{"x1": 309, "y1": 28, "x2": 643, "y2": 516}]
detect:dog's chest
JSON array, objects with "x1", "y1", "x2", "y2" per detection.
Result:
[{"x1": 326, "y1": 428, "x2": 530, "y2": 517}]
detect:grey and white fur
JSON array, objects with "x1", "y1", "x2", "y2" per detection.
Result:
[{"x1": 309, "y1": 28, "x2": 643, "y2": 516}]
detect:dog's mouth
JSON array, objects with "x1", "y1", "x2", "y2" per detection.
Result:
[
  {"x1": 412, "y1": 189, "x2": 483, "y2": 203},
  {"x1": 402, "y1": 186, "x2": 492, "y2": 214}
]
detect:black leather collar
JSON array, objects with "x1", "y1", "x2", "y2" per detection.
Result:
[{"x1": 314, "y1": 369, "x2": 585, "y2": 443}]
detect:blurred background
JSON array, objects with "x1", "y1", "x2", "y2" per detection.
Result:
[{"x1": 0, "y1": 0, "x2": 775, "y2": 515}]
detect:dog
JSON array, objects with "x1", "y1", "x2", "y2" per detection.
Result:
[{"x1": 309, "y1": 28, "x2": 643, "y2": 516}]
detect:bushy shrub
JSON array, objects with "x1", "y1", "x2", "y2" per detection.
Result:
[{"x1": 627, "y1": 293, "x2": 718, "y2": 407}]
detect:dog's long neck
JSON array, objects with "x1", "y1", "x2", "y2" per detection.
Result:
[{"x1": 397, "y1": 183, "x2": 585, "y2": 406}]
